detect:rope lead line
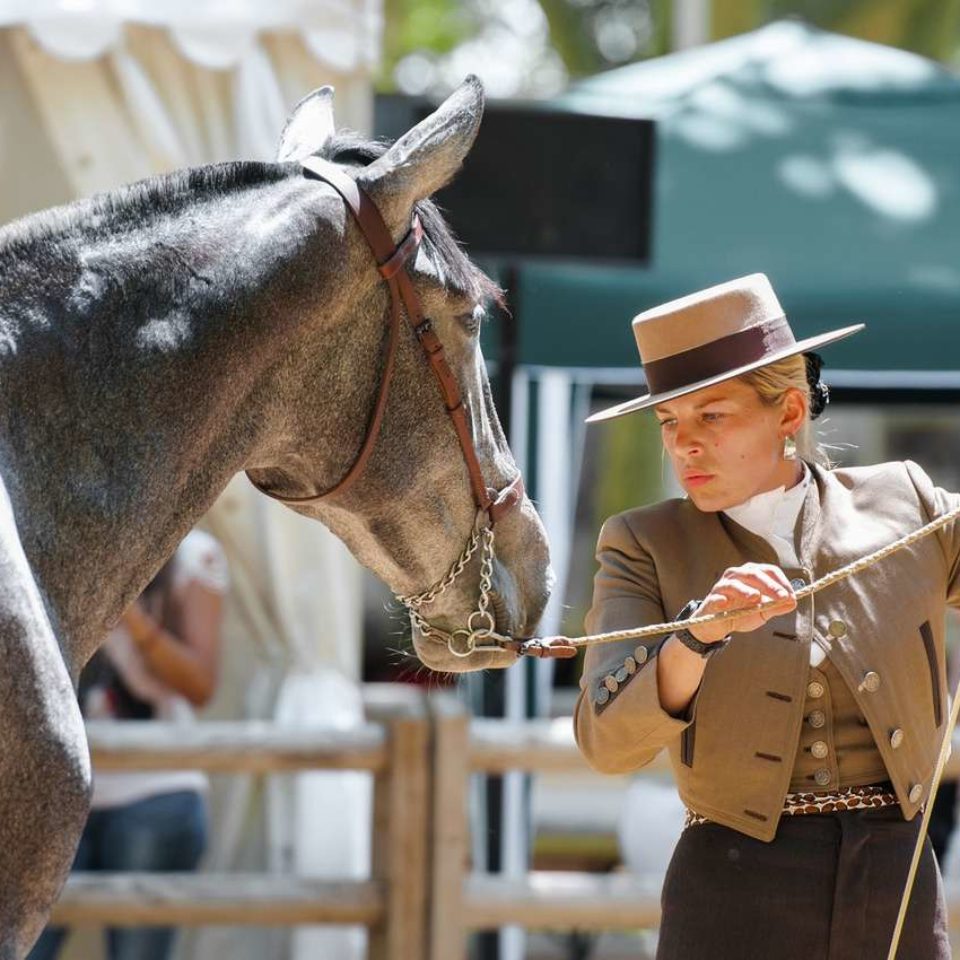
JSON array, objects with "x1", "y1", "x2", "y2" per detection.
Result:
[{"x1": 515, "y1": 501, "x2": 960, "y2": 652}]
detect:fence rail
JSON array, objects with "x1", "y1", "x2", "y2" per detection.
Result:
[
  {"x1": 66, "y1": 686, "x2": 429, "y2": 960},
  {"x1": 45, "y1": 685, "x2": 960, "y2": 958},
  {"x1": 51, "y1": 875, "x2": 384, "y2": 926}
]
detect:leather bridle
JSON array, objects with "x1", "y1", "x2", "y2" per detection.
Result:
[{"x1": 246, "y1": 157, "x2": 525, "y2": 654}]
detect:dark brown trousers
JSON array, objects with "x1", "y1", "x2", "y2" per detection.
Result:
[{"x1": 656, "y1": 804, "x2": 951, "y2": 960}]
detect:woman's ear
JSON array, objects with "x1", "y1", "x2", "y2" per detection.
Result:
[{"x1": 780, "y1": 386, "x2": 808, "y2": 436}]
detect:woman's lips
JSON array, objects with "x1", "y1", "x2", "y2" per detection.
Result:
[{"x1": 684, "y1": 473, "x2": 715, "y2": 488}]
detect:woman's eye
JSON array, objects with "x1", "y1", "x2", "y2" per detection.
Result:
[
  {"x1": 658, "y1": 419, "x2": 676, "y2": 428},
  {"x1": 702, "y1": 412, "x2": 725, "y2": 422}
]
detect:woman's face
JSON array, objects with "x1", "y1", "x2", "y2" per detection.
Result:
[{"x1": 654, "y1": 377, "x2": 805, "y2": 512}]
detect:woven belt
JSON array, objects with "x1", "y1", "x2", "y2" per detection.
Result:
[{"x1": 683, "y1": 783, "x2": 901, "y2": 829}]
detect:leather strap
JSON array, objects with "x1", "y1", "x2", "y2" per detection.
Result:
[{"x1": 247, "y1": 157, "x2": 523, "y2": 524}]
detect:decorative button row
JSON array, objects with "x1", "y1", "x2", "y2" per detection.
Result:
[
  {"x1": 596, "y1": 646, "x2": 650, "y2": 707},
  {"x1": 807, "y1": 710, "x2": 826, "y2": 729},
  {"x1": 807, "y1": 681, "x2": 825, "y2": 699},
  {"x1": 909, "y1": 783, "x2": 924, "y2": 804}
]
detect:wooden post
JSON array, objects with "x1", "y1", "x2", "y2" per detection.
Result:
[
  {"x1": 368, "y1": 690, "x2": 431, "y2": 960},
  {"x1": 428, "y1": 692, "x2": 470, "y2": 960}
]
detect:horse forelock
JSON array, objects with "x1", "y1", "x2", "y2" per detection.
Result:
[{"x1": 317, "y1": 133, "x2": 504, "y2": 310}]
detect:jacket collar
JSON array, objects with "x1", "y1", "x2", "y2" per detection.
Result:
[{"x1": 715, "y1": 458, "x2": 824, "y2": 571}]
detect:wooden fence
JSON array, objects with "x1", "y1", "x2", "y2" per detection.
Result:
[
  {"x1": 53, "y1": 685, "x2": 431, "y2": 960},
  {"x1": 48, "y1": 684, "x2": 960, "y2": 959}
]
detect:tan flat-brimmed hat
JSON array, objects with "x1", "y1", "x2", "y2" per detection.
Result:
[{"x1": 586, "y1": 273, "x2": 864, "y2": 423}]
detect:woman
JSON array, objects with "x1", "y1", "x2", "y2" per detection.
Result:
[
  {"x1": 30, "y1": 528, "x2": 227, "y2": 960},
  {"x1": 575, "y1": 274, "x2": 953, "y2": 959}
]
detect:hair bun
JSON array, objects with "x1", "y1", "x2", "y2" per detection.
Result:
[{"x1": 804, "y1": 352, "x2": 829, "y2": 420}]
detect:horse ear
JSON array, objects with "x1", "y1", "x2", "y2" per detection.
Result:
[
  {"x1": 359, "y1": 75, "x2": 484, "y2": 232},
  {"x1": 277, "y1": 87, "x2": 336, "y2": 163}
]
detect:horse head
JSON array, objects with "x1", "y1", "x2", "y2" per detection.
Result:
[{"x1": 246, "y1": 78, "x2": 553, "y2": 671}]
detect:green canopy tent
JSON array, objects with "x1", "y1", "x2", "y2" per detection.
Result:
[{"x1": 515, "y1": 19, "x2": 960, "y2": 385}]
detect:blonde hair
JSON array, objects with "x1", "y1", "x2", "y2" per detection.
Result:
[{"x1": 738, "y1": 355, "x2": 831, "y2": 467}]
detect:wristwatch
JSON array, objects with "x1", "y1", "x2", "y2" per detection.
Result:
[{"x1": 672, "y1": 598, "x2": 729, "y2": 658}]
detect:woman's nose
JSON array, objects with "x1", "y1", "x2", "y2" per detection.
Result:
[{"x1": 674, "y1": 422, "x2": 702, "y2": 454}]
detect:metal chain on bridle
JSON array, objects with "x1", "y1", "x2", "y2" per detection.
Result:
[
  {"x1": 247, "y1": 157, "x2": 956, "y2": 960},
  {"x1": 396, "y1": 508, "x2": 497, "y2": 657}
]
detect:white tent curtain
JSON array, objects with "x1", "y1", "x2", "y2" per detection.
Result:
[{"x1": 0, "y1": 9, "x2": 379, "y2": 959}]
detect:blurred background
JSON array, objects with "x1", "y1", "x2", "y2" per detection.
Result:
[{"x1": 4, "y1": 1, "x2": 960, "y2": 958}]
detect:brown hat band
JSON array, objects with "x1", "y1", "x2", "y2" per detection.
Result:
[{"x1": 643, "y1": 315, "x2": 795, "y2": 395}]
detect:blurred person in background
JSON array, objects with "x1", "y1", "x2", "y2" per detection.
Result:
[{"x1": 29, "y1": 528, "x2": 227, "y2": 960}]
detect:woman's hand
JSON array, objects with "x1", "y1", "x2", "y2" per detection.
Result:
[{"x1": 688, "y1": 562, "x2": 797, "y2": 644}]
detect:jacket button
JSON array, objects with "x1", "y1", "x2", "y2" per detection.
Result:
[
  {"x1": 811, "y1": 740, "x2": 829, "y2": 759},
  {"x1": 596, "y1": 686, "x2": 610, "y2": 705},
  {"x1": 807, "y1": 681, "x2": 825, "y2": 699},
  {"x1": 603, "y1": 674, "x2": 619, "y2": 693},
  {"x1": 814, "y1": 768, "x2": 832, "y2": 786},
  {"x1": 860, "y1": 671, "x2": 881, "y2": 693},
  {"x1": 635, "y1": 645, "x2": 649, "y2": 665},
  {"x1": 790, "y1": 577, "x2": 806, "y2": 590},
  {"x1": 623, "y1": 655, "x2": 637, "y2": 675},
  {"x1": 909, "y1": 783, "x2": 924, "y2": 804},
  {"x1": 808, "y1": 710, "x2": 826, "y2": 728},
  {"x1": 614, "y1": 666, "x2": 629, "y2": 683},
  {"x1": 890, "y1": 728, "x2": 904, "y2": 749},
  {"x1": 828, "y1": 620, "x2": 847, "y2": 638}
]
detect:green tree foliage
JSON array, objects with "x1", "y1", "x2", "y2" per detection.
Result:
[
  {"x1": 536, "y1": 0, "x2": 672, "y2": 78},
  {"x1": 764, "y1": 0, "x2": 960, "y2": 62},
  {"x1": 382, "y1": 0, "x2": 960, "y2": 95},
  {"x1": 380, "y1": 0, "x2": 480, "y2": 87}
]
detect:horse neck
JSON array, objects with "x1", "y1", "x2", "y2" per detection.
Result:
[{"x1": 0, "y1": 176, "x2": 318, "y2": 664}]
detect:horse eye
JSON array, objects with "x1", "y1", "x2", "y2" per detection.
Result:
[{"x1": 457, "y1": 306, "x2": 484, "y2": 336}]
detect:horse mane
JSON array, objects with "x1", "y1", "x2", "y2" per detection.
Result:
[{"x1": 0, "y1": 133, "x2": 503, "y2": 308}]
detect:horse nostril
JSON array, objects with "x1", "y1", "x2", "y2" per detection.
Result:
[{"x1": 489, "y1": 590, "x2": 513, "y2": 633}]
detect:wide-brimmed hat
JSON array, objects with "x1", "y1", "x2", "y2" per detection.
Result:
[{"x1": 585, "y1": 273, "x2": 864, "y2": 423}]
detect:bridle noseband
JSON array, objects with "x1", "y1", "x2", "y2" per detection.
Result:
[{"x1": 246, "y1": 156, "x2": 525, "y2": 656}]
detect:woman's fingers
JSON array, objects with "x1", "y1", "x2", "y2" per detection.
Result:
[{"x1": 699, "y1": 565, "x2": 797, "y2": 631}]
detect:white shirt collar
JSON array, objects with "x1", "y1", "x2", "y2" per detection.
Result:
[{"x1": 723, "y1": 460, "x2": 811, "y2": 553}]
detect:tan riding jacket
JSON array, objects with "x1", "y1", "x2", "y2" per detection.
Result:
[{"x1": 574, "y1": 459, "x2": 960, "y2": 842}]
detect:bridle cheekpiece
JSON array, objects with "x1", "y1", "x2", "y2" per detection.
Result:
[{"x1": 246, "y1": 157, "x2": 525, "y2": 658}]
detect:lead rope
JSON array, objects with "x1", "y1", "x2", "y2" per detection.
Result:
[
  {"x1": 505, "y1": 500, "x2": 960, "y2": 654},
  {"x1": 886, "y1": 674, "x2": 960, "y2": 960}
]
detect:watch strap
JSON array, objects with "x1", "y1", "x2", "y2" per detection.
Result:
[{"x1": 673, "y1": 598, "x2": 727, "y2": 658}]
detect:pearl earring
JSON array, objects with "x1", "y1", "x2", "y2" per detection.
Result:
[{"x1": 783, "y1": 435, "x2": 797, "y2": 460}]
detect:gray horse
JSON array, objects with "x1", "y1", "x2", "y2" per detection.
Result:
[{"x1": 0, "y1": 77, "x2": 551, "y2": 956}]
